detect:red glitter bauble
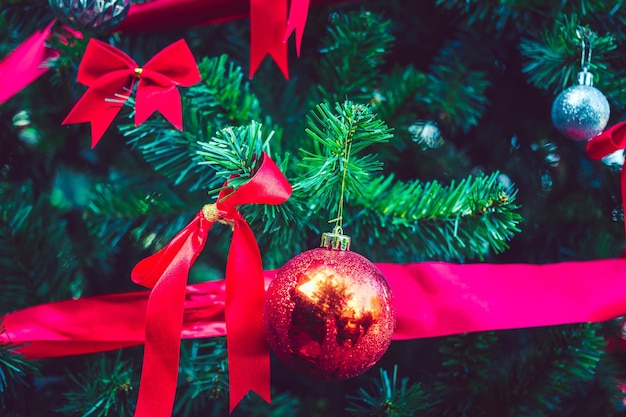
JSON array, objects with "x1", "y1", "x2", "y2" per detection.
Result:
[{"x1": 263, "y1": 247, "x2": 395, "y2": 380}]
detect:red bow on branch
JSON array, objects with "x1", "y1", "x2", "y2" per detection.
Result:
[
  {"x1": 129, "y1": 153, "x2": 291, "y2": 416},
  {"x1": 586, "y1": 121, "x2": 626, "y2": 252},
  {"x1": 62, "y1": 39, "x2": 201, "y2": 148}
]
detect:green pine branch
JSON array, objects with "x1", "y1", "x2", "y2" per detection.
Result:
[
  {"x1": 174, "y1": 339, "x2": 229, "y2": 417},
  {"x1": 58, "y1": 353, "x2": 137, "y2": 417},
  {"x1": 435, "y1": 325, "x2": 607, "y2": 417},
  {"x1": 520, "y1": 14, "x2": 617, "y2": 94},
  {"x1": 295, "y1": 101, "x2": 393, "y2": 222},
  {"x1": 232, "y1": 391, "x2": 301, "y2": 417},
  {"x1": 0, "y1": 325, "x2": 39, "y2": 414},
  {"x1": 315, "y1": 10, "x2": 394, "y2": 104},
  {"x1": 0, "y1": 183, "x2": 83, "y2": 314},
  {"x1": 197, "y1": 122, "x2": 312, "y2": 267},
  {"x1": 511, "y1": 325, "x2": 606, "y2": 417},
  {"x1": 197, "y1": 121, "x2": 272, "y2": 195},
  {"x1": 371, "y1": 65, "x2": 429, "y2": 132},
  {"x1": 85, "y1": 179, "x2": 194, "y2": 254},
  {"x1": 346, "y1": 366, "x2": 435, "y2": 417},
  {"x1": 176, "y1": 337, "x2": 301, "y2": 417},
  {"x1": 120, "y1": 55, "x2": 271, "y2": 192},
  {"x1": 352, "y1": 172, "x2": 521, "y2": 261},
  {"x1": 421, "y1": 59, "x2": 490, "y2": 134}
]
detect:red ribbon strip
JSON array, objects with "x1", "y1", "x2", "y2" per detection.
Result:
[
  {"x1": 129, "y1": 153, "x2": 291, "y2": 415},
  {"x1": 5, "y1": 259, "x2": 626, "y2": 352},
  {"x1": 62, "y1": 38, "x2": 200, "y2": 147},
  {"x1": 586, "y1": 120, "x2": 626, "y2": 253}
]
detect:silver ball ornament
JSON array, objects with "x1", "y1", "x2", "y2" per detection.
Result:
[
  {"x1": 49, "y1": 0, "x2": 130, "y2": 35},
  {"x1": 551, "y1": 71, "x2": 610, "y2": 141}
]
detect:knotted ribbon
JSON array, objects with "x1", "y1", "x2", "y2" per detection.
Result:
[
  {"x1": 586, "y1": 120, "x2": 626, "y2": 255},
  {"x1": 62, "y1": 38, "x2": 201, "y2": 147},
  {"x1": 128, "y1": 152, "x2": 291, "y2": 416}
]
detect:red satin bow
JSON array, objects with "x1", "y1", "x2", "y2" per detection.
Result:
[
  {"x1": 130, "y1": 153, "x2": 291, "y2": 416},
  {"x1": 586, "y1": 121, "x2": 626, "y2": 251},
  {"x1": 62, "y1": 38, "x2": 201, "y2": 148}
]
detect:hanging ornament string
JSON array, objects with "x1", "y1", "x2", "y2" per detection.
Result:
[
  {"x1": 579, "y1": 26, "x2": 592, "y2": 74},
  {"x1": 329, "y1": 122, "x2": 353, "y2": 235},
  {"x1": 551, "y1": 26, "x2": 610, "y2": 141}
]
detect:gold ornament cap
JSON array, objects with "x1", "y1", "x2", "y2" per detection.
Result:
[{"x1": 320, "y1": 227, "x2": 351, "y2": 251}]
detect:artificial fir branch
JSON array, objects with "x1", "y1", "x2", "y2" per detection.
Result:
[
  {"x1": 371, "y1": 66, "x2": 429, "y2": 134},
  {"x1": 176, "y1": 337, "x2": 302, "y2": 417},
  {"x1": 58, "y1": 353, "x2": 137, "y2": 417},
  {"x1": 520, "y1": 15, "x2": 617, "y2": 94},
  {"x1": 315, "y1": 11, "x2": 394, "y2": 104},
  {"x1": 435, "y1": 325, "x2": 608, "y2": 417},
  {"x1": 85, "y1": 179, "x2": 193, "y2": 253},
  {"x1": 121, "y1": 55, "x2": 270, "y2": 192},
  {"x1": 353, "y1": 171, "x2": 521, "y2": 261},
  {"x1": 295, "y1": 101, "x2": 393, "y2": 219},
  {"x1": 511, "y1": 325, "x2": 606, "y2": 417},
  {"x1": 0, "y1": 325, "x2": 39, "y2": 415},
  {"x1": 0, "y1": 183, "x2": 82, "y2": 314},
  {"x1": 197, "y1": 121, "x2": 271, "y2": 194},
  {"x1": 174, "y1": 339, "x2": 229, "y2": 417},
  {"x1": 422, "y1": 41, "x2": 490, "y2": 134},
  {"x1": 346, "y1": 366, "x2": 434, "y2": 417}
]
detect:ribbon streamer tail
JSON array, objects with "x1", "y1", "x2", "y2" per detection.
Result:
[
  {"x1": 131, "y1": 213, "x2": 211, "y2": 417},
  {"x1": 135, "y1": 82, "x2": 183, "y2": 129},
  {"x1": 249, "y1": 0, "x2": 289, "y2": 79},
  {"x1": 283, "y1": 0, "x2": 311, "y2": 56},
  {"x1": 226, "y1": 219, "x2": 271, "y2": 411},
  {"x1": 62, "y1": 73, "x2": 133, "y2": 148}
]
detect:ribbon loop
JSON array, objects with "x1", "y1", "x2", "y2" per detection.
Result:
[
  {"x1": 62, "y1": 38, "x2": 201, "y2": 148},
  {"x1": 131, "y1": 152, "x2": 291, "y2": 416}
]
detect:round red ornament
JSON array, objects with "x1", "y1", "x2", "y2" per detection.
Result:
[{"x1": 263, "y1": 232, "x2": 396, "y2": 380}]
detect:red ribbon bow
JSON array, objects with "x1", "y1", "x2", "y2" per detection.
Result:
[
  {"x1": 130, "y1": 152, "x2": 291, "y2": 416},
  {"x1": 586, "y1": 121, "x2": 626, "y2": 252},
  {"x1": 62, "y1": 38, "x2": 201, "y2": 148}
]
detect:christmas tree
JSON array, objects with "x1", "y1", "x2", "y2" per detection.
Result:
[{"x1": 2, "y1": 0, "x2": 626, "y2": 416}]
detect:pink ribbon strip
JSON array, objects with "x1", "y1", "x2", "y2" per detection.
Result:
[
  {"x1": 0, "y1": 21, "x2": 57, "y2": 104},
  {"x1": 4, "y1": 258, "x2": 626, "y2": 360}
]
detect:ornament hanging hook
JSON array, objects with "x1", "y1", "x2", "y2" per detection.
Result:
[{"x1": 576, "y1": 26, "x2": 594, "y2": 72}]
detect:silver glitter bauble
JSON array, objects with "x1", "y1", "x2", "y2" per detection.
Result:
[
  {"x1": 49, "y1": 0, "x2": 130, "y2": 34},
  {"x1": 551, "y1": 70, "x2": 610, "y2": 141}
]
